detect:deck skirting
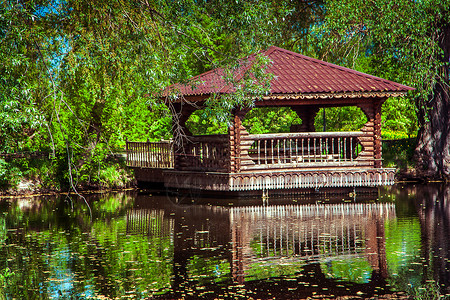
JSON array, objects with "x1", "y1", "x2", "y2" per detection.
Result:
[{"x1": 158, "y1": 168, "x2": 395, "y2": 192}]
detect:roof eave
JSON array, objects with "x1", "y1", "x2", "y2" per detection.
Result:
[{"x1": 262, "y1": 90, "x2": 411, "y2": 101}]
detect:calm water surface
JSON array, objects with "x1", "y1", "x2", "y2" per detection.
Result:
[{"x1": 0, "y1": 184, "x2": 449, "y2": 299}]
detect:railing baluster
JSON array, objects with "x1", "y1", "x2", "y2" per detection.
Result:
[
  {"x1": 138, "y1": 142, "x2": 142, "y2": 168},
  {"x1": 150, "y1": 142, "x2": 153, "y2": 168},
  {"x1": 301, "y1": 138, "x2": 304, "y2": 161},
  {"x1": 332, "y1": 138, "x2": 335, "y2": 161},
  {"x1": 146, "y1": 142, "x2": 148, "y2": 168},
  {"x1": 163, "y1": 143, "x2": 166, "y2": 168},
  {"x1": 344, "y1": 138, "x2": 347, "y2": 161},
  {"x1": 264, "y1": 140, "x2": 267, "y2": 164},
  {"x1": 142, "y1": 142, "x2": 148, "y2": 167},
  {"x1": 135, "y1": 143, "x2": 139, "y2": 167},
  {"x1": 307, "y1": 138, "x2": 310, "y2": 162},
  {"x1": 146, "y1": 142, "x2": 149, "y2": 168},
  {"x1": 271, "y1": 140, "x2": 274, "y2": 164},
  {"x1": 295, "y1": 138, "x2": 298, "y2": 161},
  {"x1": 277, "y1": 140, "x2": 280, "y2": 164},
  {"x1": 152, "y1": 143, "x2": 155, "y2": 168},
  {"x1": 258, "y1": 140, "x2": 261, "y2": 165},
  {"x1": 350, "y1": 137, "x2": 353, "y2": 162},
  {"x1": 338, "y1": 138, "x2": 341, "y2": 162},
  {"x1": 152, "y1": 142, "x2": 155, "y2": 168},
  {"x1": 319, "y1": 137, "x2": 323, "y2": 162},
  {"x1": 313, "y1": 138, "x2": 317, "y2": 162},
  {"x1": 131, "y1": 143, "x2": 134, "y2": 167}
]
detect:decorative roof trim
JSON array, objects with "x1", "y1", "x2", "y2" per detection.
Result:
[{"x1": 261, "y1": 91, "x2": 407, "y2": 101}]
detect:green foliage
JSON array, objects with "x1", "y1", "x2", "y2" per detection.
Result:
[
  {"x1": 0, "y1": 267, "x2": 13, "y2": 288},
  {"x1": 243, "y1": 107, "x2": 301, "y2": 134},
  {"x1": 186, "y1": 110, "x2": 228, "y2": 135},
  {"x1": 382, "y1": 97, "x2": 418, "y2": 138},
  {"x1": 0, "y1": 159, "x2": 21, "y2": 189},
  {"x1": 0, "y1": 0, "x2": 438, "y2": 190},
  {"x1": 1, "y1": 0, "x2": 295, "y2": 191},
  {"x1": 198, "y1": 53, "x2": 276, "y2": 124},
  {"x1": 319, "y1": 0, "x2": 449, "y2": 117},
  {"x1": 314, "y1": 107, "x2": 366, "y2": 132}
]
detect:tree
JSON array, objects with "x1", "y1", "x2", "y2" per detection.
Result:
[
  {"x1": 0, "y1": 0, "x2": 301, "y2": 190},
  {"x1": 320, "y1": 0, "x2": 450, "y2": 180}
]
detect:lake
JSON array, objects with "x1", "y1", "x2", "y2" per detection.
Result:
[{"x1": 0, "y1": 184, "x2": 449, "y2": 299}]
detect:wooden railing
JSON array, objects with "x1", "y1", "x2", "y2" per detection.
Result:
[
  {"x1": 240, "y1": 131, "x2": 373, "y2": 171},
  {"x1": 177, "y1": 134, "x2": 229, "y2": 172},
  {"x1": 126, "y1": 132, "x2": 375, "y2": 173},
  {"x1": 126, "y1": 140, "x2": 174, "y2": 168}
]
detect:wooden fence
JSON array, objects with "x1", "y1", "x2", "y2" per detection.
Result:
[
  {"x1": 176, "y1": 134, "x2": 229, "y2": 172},
  {"x1": 126, "y1": 140, "x2": 174, "y2": 168},
  {"x1": 241, "y1": 131, "x2": 372, "y2": 171}
]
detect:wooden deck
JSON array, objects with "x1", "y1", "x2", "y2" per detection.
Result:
[{"x1": 126, "y1": 131, "x2": 395, "y2": 193}]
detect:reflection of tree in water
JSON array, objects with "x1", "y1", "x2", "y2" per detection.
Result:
[
  {"x1": 2, "y1": 192, "x2": 163, "y2": 299},
  {"x1": 416, "y1": 184, "x2": 450, "y2": 296},
  {"x1": 133, "y1": 197, "x2": 405, "y2": 299}
]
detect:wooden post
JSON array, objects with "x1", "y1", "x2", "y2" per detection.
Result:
[
  {"x1": 291, "y1": 106, "x2": 320, "y2": 132},
  {"x1": 374, "y1": 99, "x2": 383, "y2": 168},
  {"x1": 230, "y1": 108, "x2": 249, "y2": 173},
  {"x1": 358, "y1": 98, "x2": 385, "y2": 168}
]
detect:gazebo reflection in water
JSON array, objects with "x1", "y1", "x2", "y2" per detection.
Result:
[{"x1": 126, "y1": 194, "x2": 395, "y2": 298}]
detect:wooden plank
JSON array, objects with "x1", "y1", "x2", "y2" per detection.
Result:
[
  {"x1": 358, "y1": 136, "x2": 374, "y2": 142},
  {"x1": 362, "y1": 146, "x2": 375, "y2": 152},
  {"x1": 240, "y1": 140, "x2": 255, "y2": 146}
]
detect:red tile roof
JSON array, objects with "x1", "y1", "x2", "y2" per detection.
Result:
[{"x1": 163, "y1": 46, "x2": 414, "y2": 98}]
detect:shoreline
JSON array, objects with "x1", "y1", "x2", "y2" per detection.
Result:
[{"x1": 0, "y1": 186, "x2": 137, "y2": 199}]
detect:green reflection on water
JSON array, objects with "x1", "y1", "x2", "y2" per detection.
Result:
[
  {"x1": 0, "y1": 193, "x2": 173, "y2": 299},
  {"x1": 385, "y1": 217, "x2": 423, "y2": 289},
  {"x1": 247, "y1": 259, "x2": 306, "y2": 281},
  {"x1": 1, "y1": 185, "x2": 449, "y2": 299},
  {"x1": 321, "y1": 257, "x2": 372, "y2": 284},
  {"x1": 187, "y1": 255, "x2": 230, "y2": 284}
]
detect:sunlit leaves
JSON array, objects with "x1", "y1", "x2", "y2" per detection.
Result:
[{"x1": 321, "y1": 0, "x2": 449, "y2": 104}]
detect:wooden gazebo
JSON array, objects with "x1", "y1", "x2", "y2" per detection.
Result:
[{"x1": 127, "y1": 46, "x2": 414, "y2": 194}]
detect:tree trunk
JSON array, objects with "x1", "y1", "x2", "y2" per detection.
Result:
[
  {"x1": 414, "y1": 23, "x2": 450, "y2": 181},
  {"x1": 415, "y1": 80, "x2": 450, "y2": 180}
]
